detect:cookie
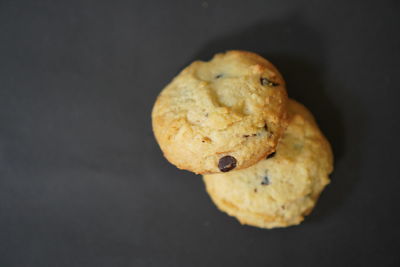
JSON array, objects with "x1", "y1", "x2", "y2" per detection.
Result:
[
  {"x1": 152, "y1": 50, "x2": 288, "y2": 174},
  {"x1": 203, "y1": 99, "x2": 333, "y2": 228}
]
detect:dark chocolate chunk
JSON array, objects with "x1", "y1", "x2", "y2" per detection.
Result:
[
  {"x1": 260, "y1": 77, "x2": 279, "y2": 87},
  {"x1": 218, "y1": 156, "x2": 237, "y2": 172},
  {"x1": 215, "y1": 74, "x2": 223, "y2": 79},
  {"x1": 243, "y1": 134, "x2": 250, "y2": 138},
  {"x1": 261, "y1": 176, "x2": 270, "y2": 185},
  {"x1": 266, "y1": 152, "x2": 276, "y2": 159},
  {"x1": 264, "y1": 123, "x2": 268, "y2": 131}
]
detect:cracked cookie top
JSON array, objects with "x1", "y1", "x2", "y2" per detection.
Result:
[{"x1": 152, "y1": 50, "x2": 288, "y2": 174}]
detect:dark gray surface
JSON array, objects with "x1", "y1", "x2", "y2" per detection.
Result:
[{"x1": 1, "y1": 0, "x2": 399, "y2": 266}]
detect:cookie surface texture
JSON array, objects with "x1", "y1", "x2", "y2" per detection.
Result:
[
  {"x1": 152, "y1": 50, "x2": 288, "y2": 174},
  {"x1": 203, "y1": 99, "x2": 333, "y2": 228}
]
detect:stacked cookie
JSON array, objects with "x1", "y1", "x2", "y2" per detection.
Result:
[{"x1": 152, "y1": 51, "x2": 333, "y2": 229}]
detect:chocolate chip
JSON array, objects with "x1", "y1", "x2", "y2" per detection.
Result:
[
  {"x1": 215, "y1": 74, "x2": 223, "y2": 79},
  {"x1": 266, "y1": 152, "x2": 276, "y2": 159},
  {"x1": 264, "y1": 123, "x2": 268, "y2": 131},
  {"x1": 260, "y1": 77, "x2": 279, "y2": 87},
  {"x1": 261, "y1": 176, "x2": 270, "y2": 185},
  {"x1": 243, "y1": 133, "x2": 258, "y2": 137},
  {"x1": 254, "y1": 188, "x2": 258, "y2": 193},
  {"x1": 218, "y1": 156, "x2": 237, "y2": 172}
]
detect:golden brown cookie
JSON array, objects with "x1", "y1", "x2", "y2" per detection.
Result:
[
  {"x1": 152, "y1": 51, "x2": 288, "y2": 174},
  {"x1": 203, "y1": 99, "x2": 333, "y2": 228}
]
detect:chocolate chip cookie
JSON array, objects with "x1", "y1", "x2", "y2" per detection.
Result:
[
  {"x1": 152, "y1": 51, "x2": 288, "y2": 174},
  {"x1": 203, "y1": 99, "x2": 333, "y2": 228}
]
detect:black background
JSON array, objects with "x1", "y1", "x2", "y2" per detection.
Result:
[{"x1": 1, "y1": 0, "x2": 399, "y2": 266}]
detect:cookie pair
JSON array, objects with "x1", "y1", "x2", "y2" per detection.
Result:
[{"x1": 152, "y1": 51, "x2": 333, "y2": 228}]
